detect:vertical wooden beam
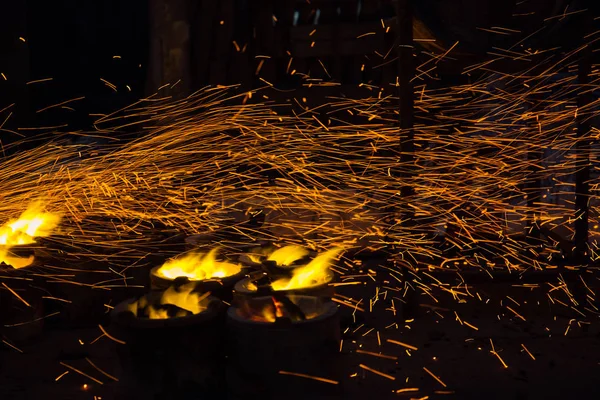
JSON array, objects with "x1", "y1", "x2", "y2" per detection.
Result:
[
  {"x1": 394, "y1": 0, "x2": 417, "y2": 318},
  {"x1": 147, "y1": 0, "x2": 191, "y2": 96},
  {"x1": 574, "y1": 12, "x2": 593, "y2": 263},
  {"x1": 229, "y1": 0, "x2": 253, "y2": 89},
  {"x1": 525, "y1": 111, "x2": 543, "y2": 246},
  {"x1": 396, "y1": 0, "x2": 415, "y2": 196},
  {"x1": 209, "y1": 0, "x2": 235, "y2": 85},
  {"x1": 190, "y1": 0, "x2": 219, "y2": 89},
  {"x1": 251, "y1": 0, "x2": 276, "y2": 86},
  {"x1": 572, "y1": 7, "x2": 595, "y2": 312},
  {"x1": 273, "y1": 0, "x2": 295, "y2": 86}
]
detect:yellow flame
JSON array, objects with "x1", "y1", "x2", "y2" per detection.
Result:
[
  {"x1": 147, "y1": 307, "x2": 170, "y2": 320},
  {"x1": 271, "y1": 247, "x2": 342, "y2": 291},
  {"x1": 160, "y1": 284, "x2": 209, "y2": 314},
  {"x1": 267, "y1": 245, "x2": 309, "y2": 266},
  {"x1": 156, "y1": 248, "x2": 241, "y2": 280},
  {"x1": 256, "y1": 302, "x2": 277, "y2": 323},
  {"x1": 132, "y1": 284, "x2": 212, "y2": 319},
  {"x1": 0, "y1": 202, "x2": 61, "y2": 268},
  {"x1": 0, "y1": 252, "x2": 35, "y2": 269}
]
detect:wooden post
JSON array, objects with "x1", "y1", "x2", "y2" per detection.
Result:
[
  {"x1": 208, "y1": 0, "x2": 235, "y2": 86},
  {"x1": 525, "y1": 110, "x2": 543, "y2": 246},
  {"x1": 189, "y1": 0, "x2": 219, "y2": 88},
  {"x1": 394, "y1": 0, "x2": 417, "y2": 318},
  {"x1": 574, "y1": 12, "x2": 593, "y2": 263},
  {"x1": 396, "y1": 0, "x2": 415, "y2": 179},
  {"x1": 572, "y1": 7, "x2": 595, "y2": 312},
  {"x1": 251, "y1": 0, "x2": 276, "y2": 86},
  {"x1": 147, "y1": 0, "x2": 191, "y2": 96}
]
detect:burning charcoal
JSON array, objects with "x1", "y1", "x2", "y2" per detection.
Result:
[
  {"x1": 255, "y1": 282, "x2": 276, "y2": 297},
  {"x1": 272, "y1": 294, "x2": 307, "y2": 321},
  {"x1": 252, "y1": 272, "x2": 272, "y2": 286},
  {"x1": 173, "y1": 276, "x2": 191, "y2": 288},
  {"x1": 261, "y1": 259, "x2": 287, "y2": 277},
  {"x1": 236, "y1": 295, "x2": 323, "y2": 323}
]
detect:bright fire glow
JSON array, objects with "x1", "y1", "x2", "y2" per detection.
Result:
[
  {"x1": 252, "y1": 297, "x2": 280, "y2": 323},
  {"x1": 156, "y1": 248, "x2": 242, "y2": 280},
  {"x1": 267, "y1": 245, "x2": 309, "y2": 266},
  {"x1": 242, "y1": 295, "x2": 320, "y2": 323},
  {"x1": 0, "y1": 202, "x2": 61, "y2": 269},
  {"x1": 271, "y1": 247, "x2": 342, "y2": 291},
  {"x1": 128, "y1": 284, "x2": 212, "y2": 320}
]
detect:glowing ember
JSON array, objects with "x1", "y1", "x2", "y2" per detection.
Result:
[
  {"x1": 0, "y1": 202, "x2": 60, "y2": 268},
  {"x1": 155, "y1": 248, "x2": 241, "y2": 281},
  {"x1": 126, "y1": 283, "x2": 212, "y2": 320},
  {"x1": 271, "y1": 247, "x2": 342, "y2": 291},
  {"x1": 240, "y1": 295, "x2": 321, "y2": 323}
]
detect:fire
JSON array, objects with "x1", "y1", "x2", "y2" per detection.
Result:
[
  {"x1": 160, "y1": 284, "x2": 209, "y2": 315},
  {"x1": 245, "y1": 244, "x2": 308, "y2": 265},
  {"x1": 127, "y1": 284, "x2": 213, "y2": 320},
  {"x1": 252, "y1": 297, "x2": 291, "y2": 322},
  {"x1": 0, "y1": 202, "x2": 61, "y2": 268},
  {"x1": 240, "y1": 295, "x2": 321, "y2": 323},
  {"x1": 0, "y1": 253, "x2": 33, "y2": 270},
  {"x1": 254, "y1": 299, "x2": 278, "y2": 323},
  {"x1": 270, "y1": 247, "x2": 342, "y2": 291},
  {"x1": 155, "y1": 248, "x2": 241, "y2": 280},
  {"x1": 267, "y1": 245, "x2": 309, "y2": 266},
  {"x1": 247, "y1": 253, "x2": 263, "y2": 264}
]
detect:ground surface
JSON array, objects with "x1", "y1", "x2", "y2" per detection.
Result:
[{"x1": 1, "y1": 271, "x2": 599, "y2": 400}]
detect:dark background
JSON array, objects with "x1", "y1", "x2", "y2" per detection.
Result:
[
  {"x1": 0, "y1": 0, "x2": 586, "y2": 141},
  {"x1": 0, "y1": 0, "x2": 148, "y2": 137}
]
